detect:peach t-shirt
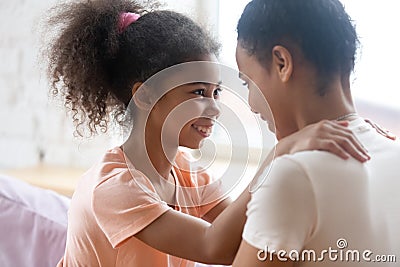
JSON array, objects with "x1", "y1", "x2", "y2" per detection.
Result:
[{"x1": 57, "y1": 147, "x2": 226, "y2": 267}]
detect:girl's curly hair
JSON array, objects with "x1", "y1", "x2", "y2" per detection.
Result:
[{"x1": 45, "y1": 0, "x2": 220, "y2": 136}]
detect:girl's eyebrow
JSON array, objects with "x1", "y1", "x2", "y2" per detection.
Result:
[{"x1": 186, "y1": 81, "x2": 223, "y2": 86}]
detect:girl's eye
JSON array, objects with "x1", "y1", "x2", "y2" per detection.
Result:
[{"x1": 193, "y1": 89, "x2": 206, "y2": 96}]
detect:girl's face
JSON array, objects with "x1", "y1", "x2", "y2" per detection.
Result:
[{"x1": 148, "y1": 54, "x2": 222, "y2": 149}]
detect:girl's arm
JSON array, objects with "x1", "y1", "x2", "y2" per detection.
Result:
[
  {"x1": 135, "y1": 189, "x2": 249, "y2": 265},
  {"x1": 201, "y1": 197, "x2": 232, "y2": 223},
  {"x1": 135, "y1": 120, "x2": 370, "y2": 265}
]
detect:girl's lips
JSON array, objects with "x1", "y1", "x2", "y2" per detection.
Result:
[{"x1": 192, "y1": 124, "x2": 213, "y2": 137}]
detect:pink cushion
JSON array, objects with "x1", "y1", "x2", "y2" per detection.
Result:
[{"x1": 0, "y1": 175, "x2": 69, "y2": 267}]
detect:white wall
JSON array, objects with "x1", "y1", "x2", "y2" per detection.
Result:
[
  {"x1": 0, "y1": 0, "x2": 83, "y2": 169},
  {"x1": 163, "y1": 0, "x2": 219, "y2": 34}
]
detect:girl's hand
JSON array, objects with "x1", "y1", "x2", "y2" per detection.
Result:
[{"x1": 277, "y1": 120, "x2": 370, "y2": 162}]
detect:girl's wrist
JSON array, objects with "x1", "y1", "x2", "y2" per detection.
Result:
[{"x1": 274, "y1": 137, "x2": 295, "y2": 158}]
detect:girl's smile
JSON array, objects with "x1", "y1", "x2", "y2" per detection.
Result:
[{"x1": 191, "y1": 120, "x2": 215, "y2": 138}]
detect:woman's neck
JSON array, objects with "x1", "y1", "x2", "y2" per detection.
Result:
[
  {"x1": 277, "y1": 76, "x2": 357, "y2": 139},
  {"x1": 295, "y1": 79, "x2": 356, "y2": 130}
]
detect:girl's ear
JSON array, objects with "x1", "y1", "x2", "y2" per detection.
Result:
[
  {"x1": 132, "y1": 82, "x2": 152, "y2": 110},
  {"x1": 271, "y1": 45, "x2": 293, "y2": 83}
]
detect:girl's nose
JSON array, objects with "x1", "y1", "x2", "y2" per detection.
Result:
[{"x1": 204, "y1": 98, "x2": 221, "y2": 118}]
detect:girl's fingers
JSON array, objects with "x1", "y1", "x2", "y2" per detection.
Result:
[
  {"x1": 336, "y1": 131, "x2": 369, "y2": 158},
  {"x1": 330, "y1": 121, "x2": 356, "y2": 135},
  {"x1": 335, "y1": 120, "x2": 350, "y2": 127},
  {"x1": 333, "y1": 122, "x2": 370, "y2": 158},
  {"x1": 310, "y1": 121, "x2": 369, "y2": 161},
  {"x1": 328, "y1": 121, "x2": 370, "y2": 158},
  {"x1": 319, "y1": 140, "x2": 350, "y2": 160},
  {"x1": 328, "y1": 137, "x2": 369, "y2": 162},
  {"x1": 291, "y1": 120, "x2": 372, "y2": 162}
]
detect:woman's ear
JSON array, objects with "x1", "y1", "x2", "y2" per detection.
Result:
[
  {"x1": 271, "y1": 45, "x2": 293, "y2": 83},
  {"x1": 131, "y1": 82, "x2": 151, "y2": 110}
]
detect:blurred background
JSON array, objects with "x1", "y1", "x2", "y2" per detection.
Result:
[{"x1": 0, "y1": 0, "x2": 399, "y2": 197}]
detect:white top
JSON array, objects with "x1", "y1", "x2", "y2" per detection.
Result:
[{"x1": 243, "y1": 118, "x2": 400, "y2": 266}]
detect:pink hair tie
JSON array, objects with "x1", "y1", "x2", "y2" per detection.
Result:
[{"x1": 118, "y1": 12, "x2": 140, "y2": 33}]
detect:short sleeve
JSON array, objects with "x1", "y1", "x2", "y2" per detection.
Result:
[
  {"x1": 174, "y1": 150, "x2": 228, "y2": 218},
  {"x1": 92, "y1": 169, "x2": 170, "y2": 248},
  {"x1": 242, "y1": 156, "x2": 317, "y2": 253}
]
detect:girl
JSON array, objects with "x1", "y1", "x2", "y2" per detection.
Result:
[{"x1": 45, "y1": 0, "x2": 370, "y2": 266}]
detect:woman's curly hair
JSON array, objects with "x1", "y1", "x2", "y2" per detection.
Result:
[{"x1": 45, "y1": 0, "x2": 220, "y2": 136}]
